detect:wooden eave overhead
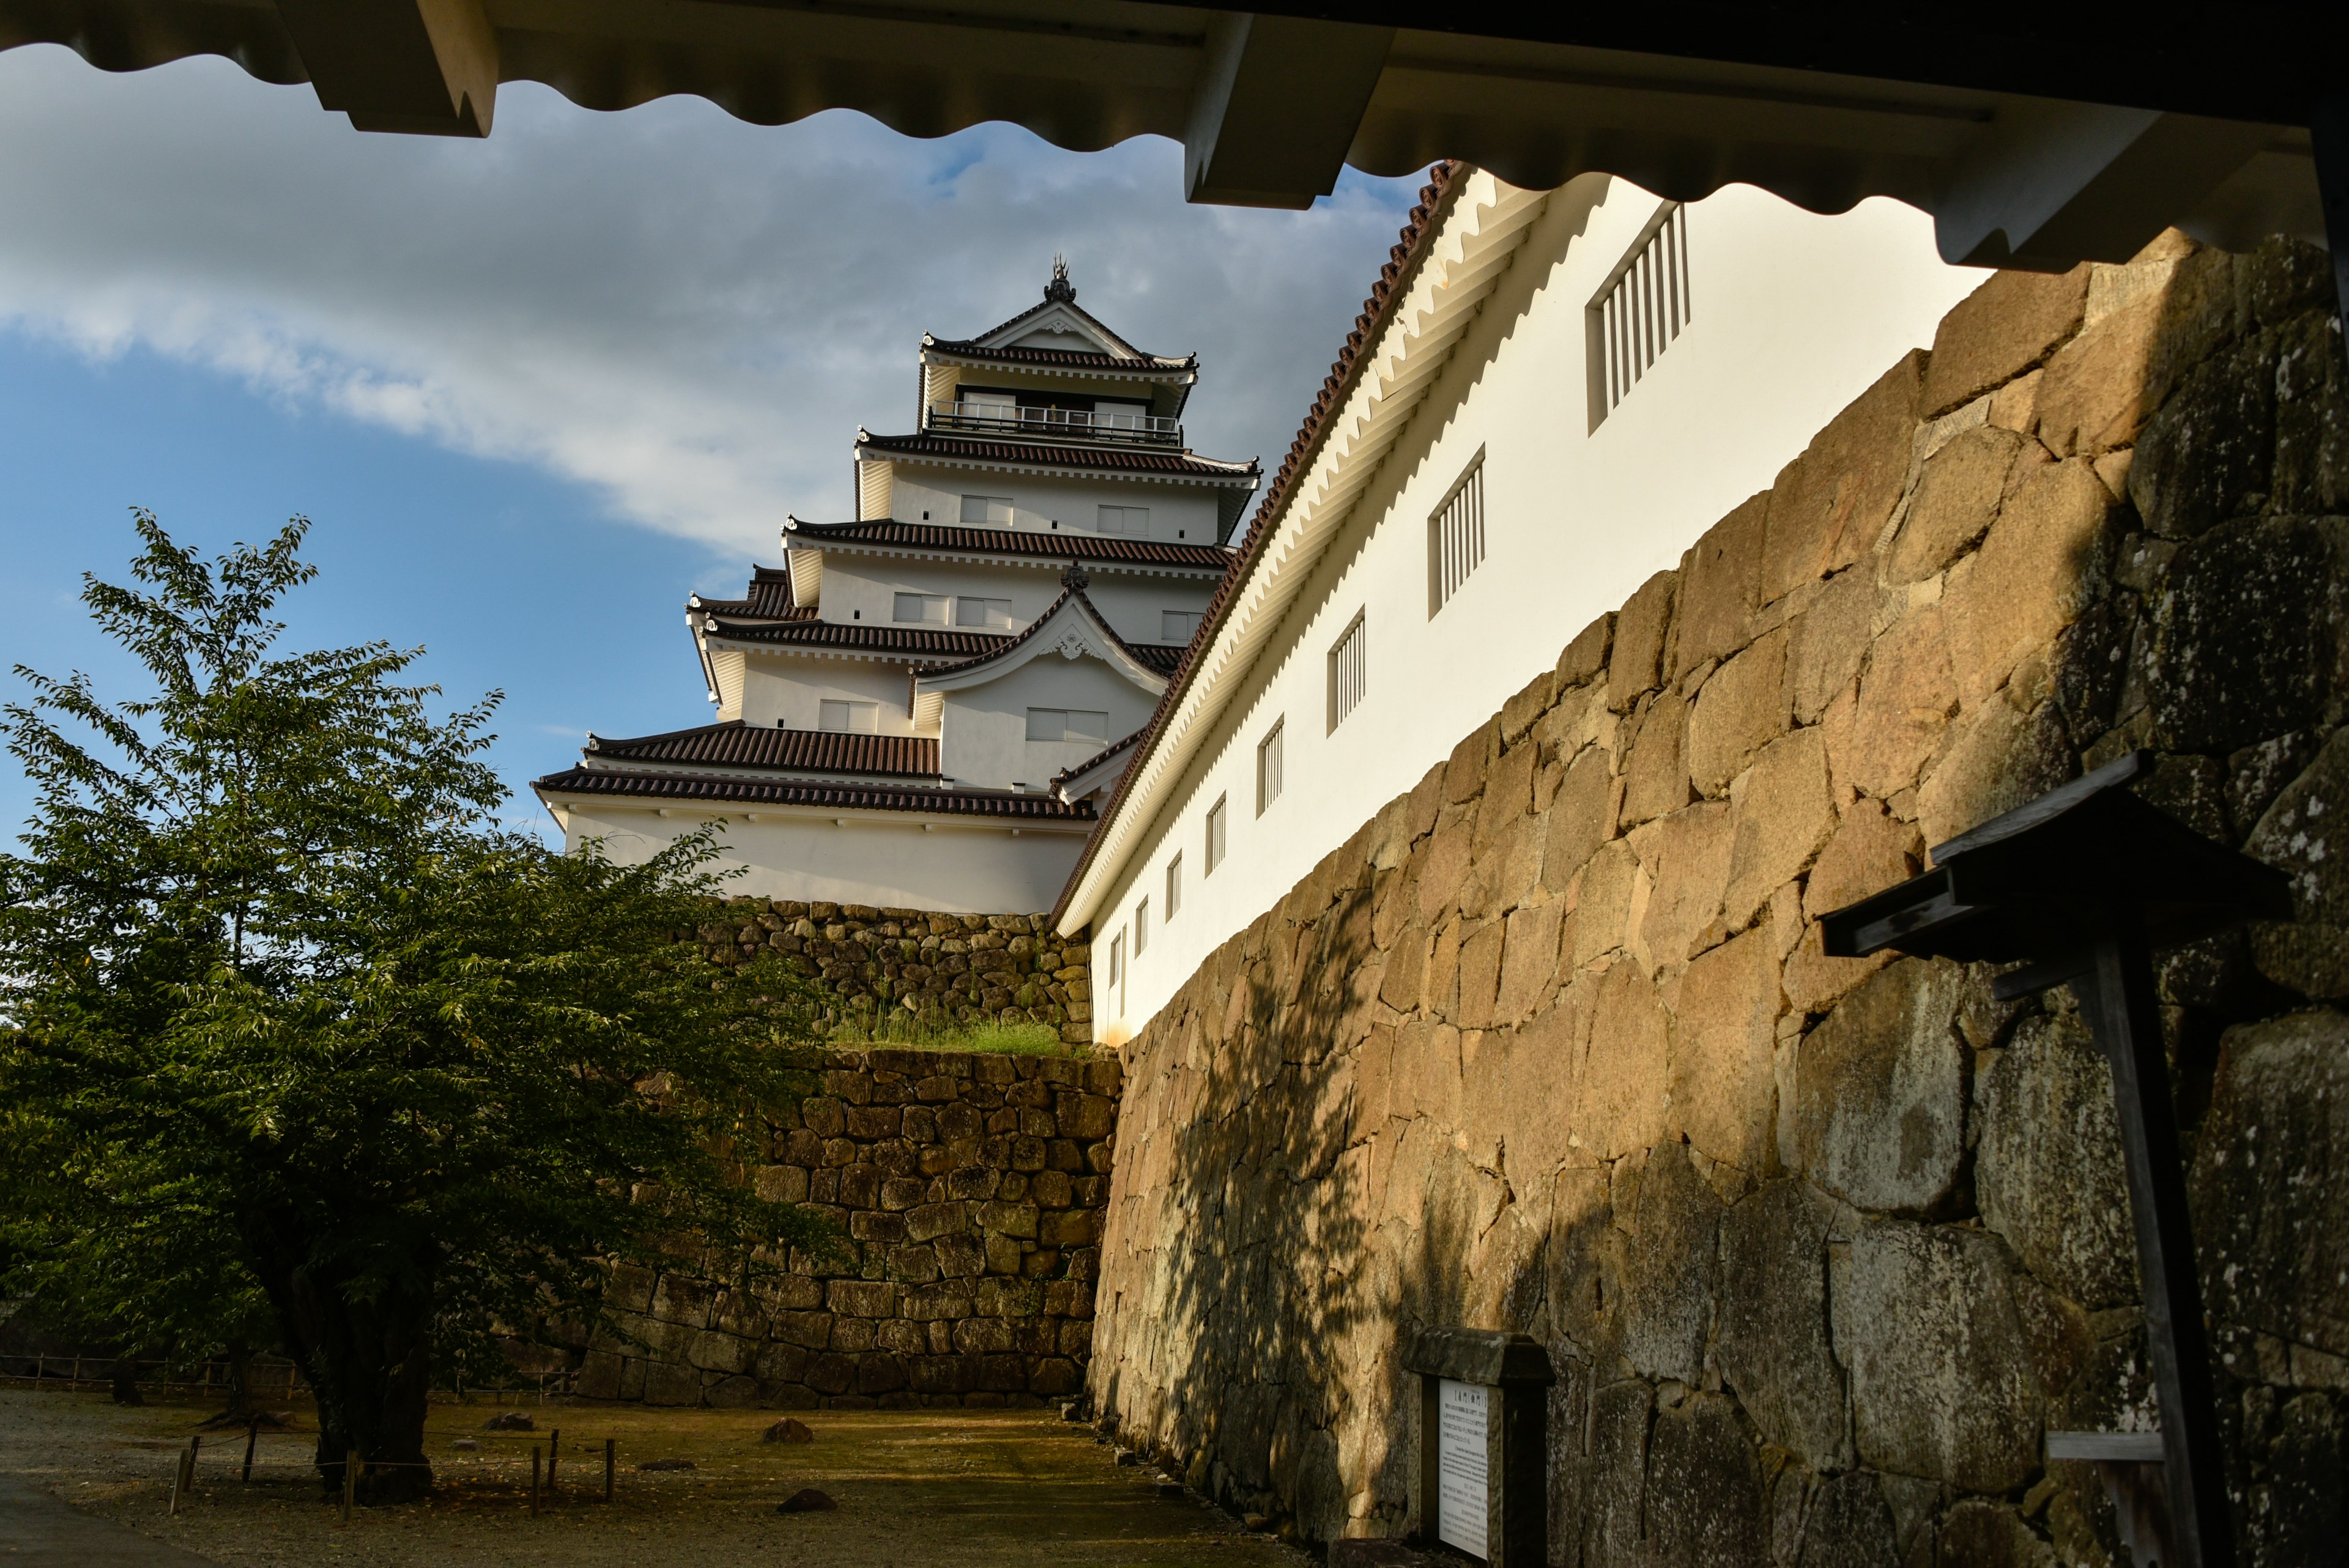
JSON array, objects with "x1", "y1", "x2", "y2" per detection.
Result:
[{"x1": 4, "y1": 1, "x2": 2333, "y2": 267}]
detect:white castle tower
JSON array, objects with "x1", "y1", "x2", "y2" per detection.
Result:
[{"x1": 535, "y1": 265, "x2": 1259, "y2": 912}]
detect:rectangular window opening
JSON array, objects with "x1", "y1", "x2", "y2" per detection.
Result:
[
  {"x1": 1165, "y1": 854, "x2": 1182, "y2": 920},
  {"x1": 1097, "y1": 505, "x2": 1150, "y2": 537},
  {"x1": 1327, "y1": 612, "x2": 1366, "y2": 733},
  {"x1": 1256, "y1": 720, "x2": 1285, "y2": 816},
  {"x1": 1134, "y1": 898, "x2": 1149, "y2": 956},
  {"x1": 1026, "y1": 708, "x2": 1110, "y2": 745},
  {"x1": 956, "y1": 597, "x2": 1013, "y2": 630},
  {"x1": 1586, "y1": 201, "x2": 1690, "y2": 431},
  {"x1": 1428, "y1": 448, "x2": 1488, "y2": 616},
  {"x1": 1161, "y1": 610, "x2": 1203, "y2": 644},
  {"x1": 960, "y1": 494, "x2": 1014, "y2": 526},
  {"x1": 894, "y1": 592, "x2": 948, "y2": 624},
  {"x1": 818, "y1": 700, "x2": 881, "y2": 734},
  {"x1": 1206, "y1": 795, "x2": 1228, "y2": 873}
]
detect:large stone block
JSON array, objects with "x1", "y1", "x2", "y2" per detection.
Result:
[
  {"x1": 1915, "y1": 697, "x2": 2074, "y2": 851},
  {"x1": 1643, "y1": 1391, "x2": 1765, "y2": 1568},
  {"x1": 2151, "y1": 515, "x2": 2348, "y2": 755},
  {"x1": 1723, "y1": 728, "x2": 1837, "y2": 931},
  {"x1": 1943, "y1": 458, "x2": 2113, "y2": 707},
  {"x1": 1976, "y1": 1013, "x2": 2137, "y2": 1309},
  {"x1": 1687, "y1": 626, "x2": 1790, "y2": 798},
  {"x1": 1579, "y1": 1379, "x2": 1653, "y2": 1568},
  {"x1": 1888, "y1": 424, "x2": 2031, "y2": 583},
  {"x1": 1617, "y1": 1139, "x2": 1721, "y2": 1383},
  {"x1": 2273, "y1": 309, "x2": 2349, "y2": 517},
  {"x1": 1785, "y1": 567, "x2": 1876, "y2": 725},
  {"x1": 1609, "y1": 570, "x2": 1678, "y2": 711},
  {"x1": 1803, "y1": 797, "x2": 1922, "y2": 923},
  {"x1": 1494, "y1": 901, "x2": 1564, "y2": 1025},
  {"x1": 1717, "y1": 1181, "x2": 1849, "y2": 1470},
  {"x1": 1791, "y1": 958, "x2": 1967, "y2": 1215},
  {"x1": 2194, "y1": 1008, "x2": 2349, "y2": 1359},
  {"x1": 1937, "y1": 1501, "x2": 2055, "y2": 1568},
  {"x1": 1921, "y1": 265, "x2": 2090, "y2": 418},
  {"x1": 2249, "y1": 728, "x2": 2349, "y2": 931},
  {"x1": 2033, "y1": 247, "x2": 2233, "y2": 456},
  {"x1": 1669, "y1": 923, "x2": 1781, "y2": 1170},
  {"x1": 1620, "y1": 690, "x2": 1694, "y2": 828},
  {"x1": 1762, "y1": 353, "x2": 1923, "y2": 604},
  {"x1": 1830, "y1": 1222, "x2": 2043, "y2": 1492},
  {"x1": 1567, "y1": 840, "x2": 1641, "y2": 971},
  {"x1": 1675, "y1": 493, "x2": 1770, "y2": 678},
  {"x1": 1635, "y1": 802, "x2": 1732, "y2": 970},
  {"x1": 2128, "y1": 333, "x2": 2276, "y2": 540},
  {"x1": 1794, "y1": 1472, "x2": 1900, "y2": 1568},
  {"x1": 1576, "y1": 960, "x2": 1672, "y2": 1159},
  {"x1": 1842, "y1": 605, "x2": 1956, "y2": 799},
  {"x1": 1543, "y1": 745, "x2": 1619, "y2": 887}
]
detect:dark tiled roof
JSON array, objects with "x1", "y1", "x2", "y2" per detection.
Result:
[
  {"x1": 1050, "y1": 163, "x2": 1467, "y2": 928},
  {"x1": 701, "y1": 616, "x2": 1013, "y2": 660},
  {"x1": 789, "y1": 518, "x2": 1233, "y2": 571},
  {"x1": 689, "y1": 565, "x2": 805, "y2": 619},
  {"x1": 535, "y1": 766, "x2": 1094, "y2": 821},
  {"x1": 927, "y1": 292, "x2": 1189, "y2": 370},
  {"x1": 856, "y1": 431, "x2": 1258, "y2": 483},
  {"x1": 584, "y1": 720, "x2": 939, "y2": 778},
  {"x1": 924, "y1": 339, "x2": 1195, "y2": 372},
  {"x1": 921, "y1": 577, "x2": 1178, "y2": 686},
  {"x1": 1051, "y1": 730, "x2": 1140, "y2": 790}
]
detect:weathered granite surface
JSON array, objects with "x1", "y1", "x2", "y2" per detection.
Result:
[
  {"x1": 692, "y1": 901, "x2": 1093, "y2": 1045},
  {"x1": 1085, "y1": 233, "x2": 2349, "y2": 1565},
  {"x1": 562, "y1": 1046, "x2": 1118, "y2": 1408}
]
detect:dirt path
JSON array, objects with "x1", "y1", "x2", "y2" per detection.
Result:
[{"x1": 0, "y1": 1389, "x2": 1310, "y2": 1567}]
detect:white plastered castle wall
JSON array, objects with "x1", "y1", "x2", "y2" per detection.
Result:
[
  {"x1": 1078, "y1": 176, "x2": 1986, "y2": 1043},
  {"x1": 940, "y1": 652, "x2": 1161, "y2": 789},
  {"x1": 733, "y1": 653, "x2": 916, "y2": 733},
  {"x1": 885, "y1": 467, "x2": 1225, "y2": 543},
  {"x1": 553, "y1": 801, "x2": 1088, "y2": 913},
  {"x1": 811, "y1": 555, "x2": 1217, "y2": 651}
]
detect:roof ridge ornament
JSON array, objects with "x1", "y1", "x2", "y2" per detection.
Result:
[
  {"x1": 1061, "y1": 561, "x2": 1089, "y2": 591},
  {"x1": 1045, "y1": 254, "x2": 1075, "y2": 303}
]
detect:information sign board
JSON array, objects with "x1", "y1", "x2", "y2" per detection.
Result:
[{"x1": 1438, "y1": 1377, "x2": 1490, "y2": 1558}]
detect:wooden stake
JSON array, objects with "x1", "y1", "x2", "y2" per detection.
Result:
[
  {"x1": 342, "y1": 1449, "x2": 357, "y2": 1525},
  {"x1": 530, "y1": 1446, "x2": 541, "y2": 1517},
  {"x1": 168, "y1": 1451, "x2": 182, "y2": 1517},
  {"x1": 547, "y1": 1427, "x2": 559, "y2": 1493},
  {"x1": 603, "y1": 1438, "x2": 615, "y2": 1504},
  {"x1": 242, "y1": 1423, "x2": 258, "y2": 1482}
]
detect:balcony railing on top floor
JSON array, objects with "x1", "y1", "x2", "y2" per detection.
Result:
[{"x1": 926, "y1": 401, "x2": 1182, "y2": 446}]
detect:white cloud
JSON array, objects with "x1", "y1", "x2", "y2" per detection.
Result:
[{"x1": 0, "y1": 45, "x2": 1426, "y2": 555}]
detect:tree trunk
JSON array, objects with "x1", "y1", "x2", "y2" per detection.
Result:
[
  {"x1": 223, "y1": 1339, "x2": 252, "y2": 1420},
  {"x1": 253, "y1": 1246, "x2": 436, "y2": 1504},
  {"x1": 109, "y1": 1352, "x2": 143, "y2": 1407}
]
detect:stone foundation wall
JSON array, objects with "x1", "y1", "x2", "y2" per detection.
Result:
[
  {"x1": 571, "y1": 1046, "x2": 1119, "y2": 1408},
  {"x1": 692, "y1": 901, "x2": 1093, "y2": 1045},
  {"x1": 1085, "y1": 235, "x2": 2349, "y2": 1565}
]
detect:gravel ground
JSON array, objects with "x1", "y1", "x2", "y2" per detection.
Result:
[{"x1": 0, "y1": 1388, "x2": 1312, "y2": 1567}]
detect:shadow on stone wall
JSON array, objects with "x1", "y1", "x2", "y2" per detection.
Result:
[{"x1": 1087, "y1": 229, "x2": 2349, "y2": 1567}]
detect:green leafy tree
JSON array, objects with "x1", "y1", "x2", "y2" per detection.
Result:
[{"x1": 0, "y1": 512, "x2": 824, "y2": 1500}]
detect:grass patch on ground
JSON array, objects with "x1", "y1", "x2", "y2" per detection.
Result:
[{"x1": 823, "y1": 1016, "x2": 1076, "y2": 1056}]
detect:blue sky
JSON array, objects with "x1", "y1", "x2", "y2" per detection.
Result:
[{"x1": 0, "y1": 44, "x2": 1426, "y2": 841}]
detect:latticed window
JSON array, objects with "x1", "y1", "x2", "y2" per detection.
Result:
[
  {"x1": 1428, "y1": 449, "x2": 1486, "y2": 615},
  {"x1": 1587, "y1": 202, "x2": 1690, "y2": 429},
  {"x1": 1327, "y1": 612, "x2": 1366, "y2": 733},
  {"x1": 1206, "y1": 795, "x2": 1228, "y2": 871},
  {"x1": 1256, "y1": 721, "x2": 1284, "y2": 815}
]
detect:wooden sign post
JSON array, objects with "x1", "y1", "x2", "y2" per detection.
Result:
[
  {"x1": 1824, "y1": 750, "x2": 2293, "y2": 1568},
  {"x1": 1405, "y1": 1327, "x2": 1553, "y2": 1566}
]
